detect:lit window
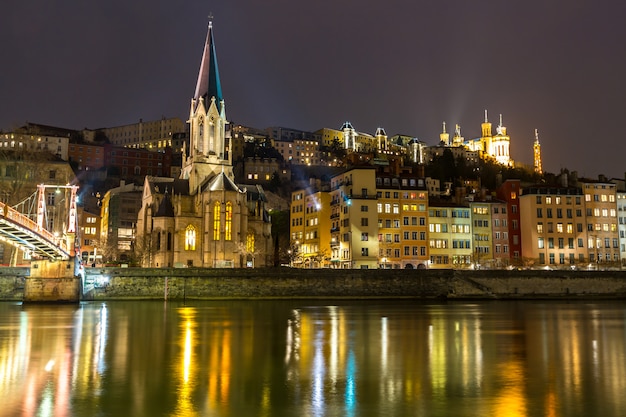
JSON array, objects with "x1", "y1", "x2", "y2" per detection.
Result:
[
  {"x1": 225, "y1": 202, "x2": 232, "y2": 241},
  {"x1": 213, "y1": 202, "x2": 220, "y2": 240},
  {"x1": 185, "y1": 225, "x2": 196, "y2": 250}
]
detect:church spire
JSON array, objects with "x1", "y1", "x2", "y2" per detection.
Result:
[{"x1": 194, "y1": 18, "x2": 223, "y2": 112}]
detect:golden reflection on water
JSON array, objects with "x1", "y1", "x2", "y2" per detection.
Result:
[
  {"x1": 173, "y1": 306, "x2": 196, "y2": 417},
  {"x1": 0, "y1": 301, "x2": 626, "y2": 416}
]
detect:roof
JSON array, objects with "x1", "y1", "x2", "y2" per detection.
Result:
[
  {"x1": 194, "y1": 21, "x2": 223, "y2": 112},
  {"x1": 153, "y1": 194, "x2": 175, "y2": 217},
  {"x1": 201, "y1": 172, "x2": 242, "y2": 193}
]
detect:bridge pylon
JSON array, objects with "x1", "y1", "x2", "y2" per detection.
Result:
[{"x1": 25, "y1": 255, "x2": 82, "y2": 303}]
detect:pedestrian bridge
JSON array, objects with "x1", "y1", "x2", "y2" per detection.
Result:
[{"x1": 0, "y1": 201, "x2": 71, "y2": 260}]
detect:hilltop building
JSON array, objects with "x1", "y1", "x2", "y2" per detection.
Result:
[
  {"x1": 135, "y1": 20, "x2": 272, "y2": 268},
  {"x1": 463, "y1": 111, "x2": 512, "y2": 166}
]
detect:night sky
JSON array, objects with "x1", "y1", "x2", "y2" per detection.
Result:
[{"x1": 3, "y1": 1, "x2": 625, "y2": 178}]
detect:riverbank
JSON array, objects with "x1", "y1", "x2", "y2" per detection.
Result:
[{"x1": 2, "y1": 267, "x2": 626, "y2": 301}]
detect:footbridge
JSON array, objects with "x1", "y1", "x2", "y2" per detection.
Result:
[{"x1": 0, "y1": 184, "x2": 84, "y2": 302}]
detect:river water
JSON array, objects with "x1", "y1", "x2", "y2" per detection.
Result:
[{"x1": 0, "y1": 299, "x2": 625, "y2": 417}]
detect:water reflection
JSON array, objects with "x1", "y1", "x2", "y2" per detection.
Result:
[{"x1": 0, "y1": 300, "x2": 625, "y2": 416}]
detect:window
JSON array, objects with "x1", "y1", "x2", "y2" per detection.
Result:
[
  {"x1": 225, "y1": 202, "x2": 232, "y2": 240},
  {"x1": 361, "y1": 247, "x2": 369, "y2": 256},
  {"x1": 361, "y1": 232, "x2": 368, "y2": 241},
  {"x1": 213, "y1": 202, "x2": 220, "y2": 240},
  {"x1": 247, "y1": 233, "x2": 255, "y2": 253},
  {"x1": 185, "y1": 225, "x2": 196, "y2": 250},
  {"x1": 361, "y1": 218, "x2": 368, "y2": 226}
]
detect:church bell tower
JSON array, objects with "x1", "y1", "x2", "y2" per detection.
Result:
[{"x1": 181, "y1": 19, "x2": 233, "y2": 195}]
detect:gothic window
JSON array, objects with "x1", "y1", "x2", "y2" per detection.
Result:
[
  {"x1": 198, "y1": 118, "x2": 204, "y2": 153},
  {"x1": 225, "y1": 202, "x2": 232, "y2": 241},
  {"x1": 213, "y1": 202, "x2": 220, "y2": 240},
  {"x1": 247, "y1": 232, "x2": 255, "y2": 253},
  {"x1": 185, "y1": 225, "x2": 196, "y2": 251}
]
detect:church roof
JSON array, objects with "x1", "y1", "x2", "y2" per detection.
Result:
[
  {"x1": 202, "y1": 171, "x2": 241, "y2": 193},
  {"x1": 240, "y1": 183, "x2": 268, "y2": 202},
  {"x1": 154, "y1": 193, "x2": 175, "y2": 217},
  {"x1": 146, "y1": 177, "x2": 189, "y2": 196},
  {"x1": 194, "y1": 21, "x2": 223, "y2": 112}
]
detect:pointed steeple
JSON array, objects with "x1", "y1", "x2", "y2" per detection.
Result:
[{"x1": 194, "y1": 19, "x2": 223, "y2": 112}]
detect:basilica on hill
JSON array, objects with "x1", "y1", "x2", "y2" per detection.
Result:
[{"x1": 135, "y1": 21, "x2": 272, "y2": 268}]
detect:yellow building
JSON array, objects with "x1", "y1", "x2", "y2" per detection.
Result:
[
  {"x1": 329, "y1": 167, "x2": 379, "y2": 268},
  {"x1": 463, "y1": 111, "x2": 512, "y2": 166},
  {"x1": 428, "y1": 202, "x2": 472, "y2": 269},
  {"x1": 289, "y1": 188, "x2": 331, "y2": 268},
  {"x1": 520, "y1": 186, "x2": 587, "y2": 268},
  {"x1": 470, "y1": 200, "x2": 494, "y2": 268},
  {"x1": 103, "y1": 117, "x2": 185, "y2": 151},
  {"x1": 315, "y1": 127, "x2": 344, "y2": 148}
]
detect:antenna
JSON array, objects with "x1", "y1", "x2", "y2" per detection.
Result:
[
  {"x1": 484, "y1": 109, "x2": 488, "y2": 123},
  {"x1": 442, "y1": 121, "x2": 446, "y2": 133}
]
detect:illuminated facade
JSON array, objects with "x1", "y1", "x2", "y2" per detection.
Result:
[
  {"x1": 329, "y1": 167, "x2": 379, "y2": 268},
  {"x1": 135, "y1": 21, "x2": 272, "y2": 268},
  {"x1": 617, "y1": 192, "x2": 626, "y2": 266},
  {"x1": 376, "y1": 176, "x2": 429, "y2": 269},
  {"x1": 533, "y1": 129, "x2": 543, "y2": 175},
  {"x1": 103, "y1": 117, "x2": 185, "y2": 151},
  {"x1": 290, "y1": 189, "x2": 331, "y2": 268},
  {"x1": 580, "y1": 181, "x2": 620, "y2": 265},
  {"x1": 428, "y1": 203, "x2": 472, "y2": 269},
  {"x1": 520, "y1": 186, "x2": 590, "y2": 268},
  {"x1": 463, "y1": 111, "x2": 512, "y2": 166}
]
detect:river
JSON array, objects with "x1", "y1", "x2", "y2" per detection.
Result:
[{"x1": 0, "y1": 299, "x2": 625, "y2": 416}]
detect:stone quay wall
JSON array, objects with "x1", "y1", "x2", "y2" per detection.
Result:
[
  {"x1": 84, "y1": 268, "x2": 626, "y2": 300},
  {"x1": 2, "y1": 267, "x2": 626, "y2": 301}
]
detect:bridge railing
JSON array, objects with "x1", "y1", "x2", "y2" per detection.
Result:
[{"x1": 0, "y1": 202, "x2": 64, "y2": 248}]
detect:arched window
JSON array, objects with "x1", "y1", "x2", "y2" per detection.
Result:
[
  {"x1": 185, "y1": 225, "x2": 196, "y2": 250},
  {"x1": 198, "y1": 118, "x2": 204, "y2": 153},
  {"x1": 225, "y1": 202, "x2": 232, "y2": 241},
  {"x1": 213, "y1": 202, "x2": 220, "y2": 240},
  {"x1": 246, "y1": 232, "x2": 255, "y2": 254}
]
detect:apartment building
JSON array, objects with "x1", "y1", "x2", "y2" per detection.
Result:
[
  {"x1": 329, "y1": 167, "x2": 379, "y2": 268},
  {"x1": 290, "y1": 188, "x2": 331, "y2": 268},
  {"x1": 520, "y1": 186, "x2": 587, "y2": 268},
  {"x1": 428, "y1": 201, "x2": 472, "y2": 268},
  {"x1": 617, "y1": 192, "x2": 626, "y2": 267},
  {"x1": 103, "y1": 117, "x2": 185, "y2": 149},
  {"x1": 376, "y1": 175, "x2": 429, "y2": 269},
  {"x1": 495, "y1": 179, "x2": 522, "y2": 263},
  {"x1": 580, "y1": 180, "x2": 620, "y2": 266}
]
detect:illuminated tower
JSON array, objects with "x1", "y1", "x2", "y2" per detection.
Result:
[
  {"x1": 375, "y1": 127, "x2": 387, "y2": 151},
  {"x1": 181, "y1": 19, "x2": 232, "y2": 194},
  {"x1": 452, "y1": 124, "x2": 464, "y2": 147},
  {"x1": 440, "y1": 121, "x2": 450, "y2": 146},
  {"x1": 480, "y1": 109, "x2": 492, "y2": 154},
  {"x1": 341, "y1": 121, "x2": 357, "y2": 151},
  {"x1": 492, "y1": 114, "x2": 511, "y2": 166},
  {"x1": 533, "y1": 129, "x2": 543, "y2": 175}
]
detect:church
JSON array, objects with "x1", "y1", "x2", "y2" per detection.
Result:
[{"x1": 135, "y1": 21, "x2": 272, "y2": 268}]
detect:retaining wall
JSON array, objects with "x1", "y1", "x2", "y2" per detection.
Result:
[{"x1": 2, "y1": 267, "x2": 626, "y2": 301}]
